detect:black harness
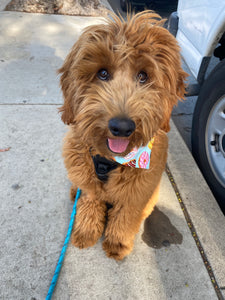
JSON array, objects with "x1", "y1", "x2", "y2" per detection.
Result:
[{"x1": 91, "y1": 154, "x2": 118, "y2": 182}]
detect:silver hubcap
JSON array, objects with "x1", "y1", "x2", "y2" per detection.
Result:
[{"x1": 206, "y1": 95, "x2": 225, "y2": 188}]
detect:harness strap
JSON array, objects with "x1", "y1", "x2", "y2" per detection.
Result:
[{"x1": 91, "y1": 154, "x2": 118, "y2": 182}]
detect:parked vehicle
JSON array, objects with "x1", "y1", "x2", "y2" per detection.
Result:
[{"x1": 168, "y1": 0, "x2": 225, "y2": 211}]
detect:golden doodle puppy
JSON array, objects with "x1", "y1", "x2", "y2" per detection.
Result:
[{"x1": 59, "y1": 11, "x2": 187, "y2": 260}]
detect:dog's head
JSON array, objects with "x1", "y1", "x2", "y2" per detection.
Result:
[{"x1": 59, "y1": 11, "x2": 187, "y2": 158}]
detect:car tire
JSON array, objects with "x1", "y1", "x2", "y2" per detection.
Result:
[
  {"x1": 192, "y1": 59, "x2": 225, "y2": 211},
  {"x1": 120, "y1": 0, "x2": 128, "y2": 11}
]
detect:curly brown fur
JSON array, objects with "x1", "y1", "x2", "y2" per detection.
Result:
[{"x1": 59, "y1": 11, "x2": 187, "y2": 260}]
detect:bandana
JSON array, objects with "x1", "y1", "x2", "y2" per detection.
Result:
[{"x1": 112, "y1": 138, "x2": 154, "y2": 169}]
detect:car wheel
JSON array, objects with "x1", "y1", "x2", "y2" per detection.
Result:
[
  {"x1": 120, "y1": 0, "x2": 128, "y2": 11},
  {"x1": 192, "y1": 59, "x2": 225, "y2": 211}
]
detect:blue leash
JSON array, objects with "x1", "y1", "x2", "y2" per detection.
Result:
[{"x1": 46, "y1": 188, "x2": 81, "y2": 300}]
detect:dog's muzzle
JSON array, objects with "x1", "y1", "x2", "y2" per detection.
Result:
[{"x1": 108, "y1": 117, "x2": 136, "y2": 154}]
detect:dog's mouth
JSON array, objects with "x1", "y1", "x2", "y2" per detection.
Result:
[{"x1": 107, "y1": 138, "x2": 130, "y2": 154}]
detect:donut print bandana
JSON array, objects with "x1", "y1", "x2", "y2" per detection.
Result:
[{"x1": 112, "y1": 138, "x2": 154, "y2": 169}]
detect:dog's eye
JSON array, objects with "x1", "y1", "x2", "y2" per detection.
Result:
[
  {"x1": 97, "y1": 69, "x2": 110, "y2": 81},
  {"x1": 137, "y1": 71, "x2": 148, "y2": 84}
]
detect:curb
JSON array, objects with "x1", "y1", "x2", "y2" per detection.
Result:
[{"x1": 168, "y1": 120, "x2": 225, "y2": 297}]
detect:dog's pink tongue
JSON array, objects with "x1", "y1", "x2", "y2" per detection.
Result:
[{"x1": 108, "y1": 138, "x2": 129, "y2": 153}]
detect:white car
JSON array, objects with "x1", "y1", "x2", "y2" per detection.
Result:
[{"x1": 168, "y1": 0, "x2": 225, "y2": 210}]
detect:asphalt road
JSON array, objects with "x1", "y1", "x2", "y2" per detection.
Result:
[
  {"x1": 108, "y1": 0, "x2": 126, "y2": 17},
  {"x1": 108, "y1": 0, "x2": 178, "y2": 18}
]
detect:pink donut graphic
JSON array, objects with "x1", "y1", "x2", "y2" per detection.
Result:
[{"x1": 138, "y1": 151, "x2": 150, "y2": 168}]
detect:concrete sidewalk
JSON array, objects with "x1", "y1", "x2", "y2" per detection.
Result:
[{"x1": 0, "y1": 11, "x2": 225, "y2": 300}]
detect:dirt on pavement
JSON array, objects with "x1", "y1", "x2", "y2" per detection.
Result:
[{"x1": 5, "y1": 0, "x2": 109, "y2": 16}]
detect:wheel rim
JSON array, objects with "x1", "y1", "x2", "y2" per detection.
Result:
[{"x1": 206, "y1": 95, "x2": 225, "y2": 188}]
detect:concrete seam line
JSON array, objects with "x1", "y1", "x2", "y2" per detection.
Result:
[{"x1": 165, "y1": 164, "x2": 224, "y2": 300}]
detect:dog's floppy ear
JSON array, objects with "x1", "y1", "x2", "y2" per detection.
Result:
[
  {"x1": 160, "y1": 67, "x2": 187, "y2": 132},
  {"x1": 59, "y1": 28, "x2": 91, "y2": 125},
  {"x1": 58, "y1": 23, "x2": 111, "y2": 125},
  {"x1": 58, "y1": 44, "x2": 80, "y2": 125}
]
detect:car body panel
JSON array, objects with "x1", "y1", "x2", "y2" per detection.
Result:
[{"x1": 176, "y1": 0, "x2": 225, "y2": 79}]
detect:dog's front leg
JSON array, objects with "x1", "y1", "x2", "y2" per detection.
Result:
[
  {"x1": 71, "y1": 192, "x2": 106, "y2": 249},
  {"x1": 103, "y1": 202, "x2": 145, "y2": 260}
]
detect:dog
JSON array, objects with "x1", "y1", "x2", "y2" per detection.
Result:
[{"x1": 59, "y1": 11, "x2": 187, "y2": 260}]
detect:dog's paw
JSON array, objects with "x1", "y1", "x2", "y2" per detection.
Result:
[
  {"x1": 71, "y1": 230, "x2": 99, "y2": 249},
  {"x1": 102, "y1": 239, "x2": 132, "y2": 261}
]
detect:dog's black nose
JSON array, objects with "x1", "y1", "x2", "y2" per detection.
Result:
[{"x1": 108, "y1": 118, "x2": 136, "y2": 137}]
